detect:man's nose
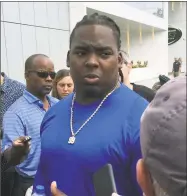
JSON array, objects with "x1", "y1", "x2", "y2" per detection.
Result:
[
  {"x1": 46, "y1": 74, "x2": 52, "y2": 81},
  {"x1": 85, "y1": 54, "x2": 99, "y2": 68}
]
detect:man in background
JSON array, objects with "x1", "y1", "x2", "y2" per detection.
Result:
[
  {"x1": 172, "y1": 58, "x2": 181, "y2": 77},
  {"x1": 0, "y1": 72, "x2": 25, "y2": 196},
  {"x1": 137, "y1": 76, "x2": 186, "y2": 196},
  {"x1": 0, "y1": 72, "x2": 25, "y2": 138},
  {"x1": 2, "y1": 54, "x2": 58, "y2": 196}
]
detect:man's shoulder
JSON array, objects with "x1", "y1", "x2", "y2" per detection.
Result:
[
  {"x1": 8, "y1": 78, "x2": 25, "y2": 90},
  {"x1": 118, "y1": 85, "x2": 148, "y2": 117},
  {"x1": 121, "y1": 84, "x2": 148, "y2": 109},
  {"x1": 120, "y1": 84, "x2": 138, "y2": 97},
  {"x1": 40, "y1": 95, "x2": 73, "y2": 136},
  {"x1": 120, "y1": 84, "x2": 147, "y2": 102}
]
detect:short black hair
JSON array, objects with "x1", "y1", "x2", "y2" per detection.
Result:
[
  {"x1": 25, "y1": 54, "x2": 49, "y2": 72},
  {"x1": 69, "y1": 13, "x2": 121, "y2": 50}
]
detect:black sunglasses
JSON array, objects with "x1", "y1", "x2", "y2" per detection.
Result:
[{"x1": 28, "y1": 71, "x2": 56, "y2": 79}]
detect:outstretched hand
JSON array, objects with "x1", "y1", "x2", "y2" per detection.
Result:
[
  {"x1": 4, "y1": 136, "x2": 31, "y2": 166},
  {"x1": 51, "y1": 181, "x2": 67, "y2": 196},
  {"x1": 50, "y1": 181, "x2": 120, "y2": 196}
]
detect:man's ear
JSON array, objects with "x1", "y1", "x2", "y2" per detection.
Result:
[
  {"x1": 118, "y1": 52, "x2": 123, "y2": 69},
  {"x1": 25, "y1": 72, "x2": 29, "y2": 80},
  {"x1": 136, "y1": 159, "x2": 155, "y2": 196},
  {"x1": 66, "y1": 51, "x2": 70, "y2": 68}
]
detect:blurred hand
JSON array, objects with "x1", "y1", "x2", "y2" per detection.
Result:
[
  {"x1": 51, "y1": 181, "x2": 67, "y2": 196},
  {"x1": 50, "y1": 181, "x2": 120, "y2": 196},
  {"x1": 4, "y1": 136, "x2": 31, "y2": 166}
]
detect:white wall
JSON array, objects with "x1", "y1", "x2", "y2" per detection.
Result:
[
  {"x1": 68, "y1": 2, "x2": 168, "y2": 33},
  {"x1": 168, "y1": 2, "x2": 186, "y2": 73},
  {"x1": 69, "y1": 2, "x2": 87, "y2": 33},
  {"x1": 121, "y1": 30, "x2": 168, "y2": 82},
  {"x1": 84, "y1": 2, "x2": 168, "y2": 30},
  {"x1": 1, "y1": 2, "x2": 70, "y2": 83}
]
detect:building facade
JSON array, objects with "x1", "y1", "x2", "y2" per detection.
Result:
[
  {"x1": 1, "y1": 2, "x2": 186, "y2": 84},
  {"x1": 1, "y1": 2, "x2": 70, "y2": 82}
]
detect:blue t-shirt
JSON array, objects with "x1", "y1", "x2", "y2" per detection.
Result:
[{"x1": 33, "y1": 84, "x2": 148, "y2": 196}]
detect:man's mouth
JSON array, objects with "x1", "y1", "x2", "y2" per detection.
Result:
[
  {"x1": 84, "y1": 74, "x2": 100, "y2": 84},
  {"x1": 44, "y1": 85, "x2": 52, "y2": 90}
]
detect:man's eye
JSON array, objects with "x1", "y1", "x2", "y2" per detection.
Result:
[
  {"x1": 101, "y1": 52, "x2": 111, "y2": 57},
  {"x1": 76, "y1": 51, "x2": 85, "y2": 56}
]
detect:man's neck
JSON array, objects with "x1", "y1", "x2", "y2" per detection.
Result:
[
  {"x1": 75, "y1": 82, "x2": 120, "y2": 105},
  {"x1": 26, "y1": 88, "x2": 47, "y2": 102},
  {"x1": 75, "y1": 95, "x2": 101, "y2": 105}
]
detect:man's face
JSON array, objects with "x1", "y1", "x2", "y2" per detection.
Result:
[
  {"x1": 174, "y1": 58, "x2": 177, "y2": 62},
  {"x1": 25, "y1": 56, "x2": 55, "y2": 96},
  {"x1": 68, "y1": 25, "x2": 122, "y2": 98}
]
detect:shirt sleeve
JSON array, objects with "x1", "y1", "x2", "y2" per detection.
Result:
[
  {"x1": 126, "y1": 97, "x2": 148, "y2": 195},
  {"x1": 2, "y1": 111, "x2": 25, "y2": 151}
]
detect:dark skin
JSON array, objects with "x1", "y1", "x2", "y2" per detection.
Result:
[
  {"x1": 67, "y1": 25, "x2": 123, "y2": 105},
  {"x1": 25, "y1": 56, "x2": 55, "y2": 110},
  {"x1": 3, "y1": 136, "x2": 31, "y2": 169},
  {"x1": 136, "y1": 159, "x2": 155, "y2": 196}
]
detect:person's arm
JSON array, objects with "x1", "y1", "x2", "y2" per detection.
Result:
[
  {"x1": 2, "y1": 111, "x2": 25, "y2": 151},
  {"x1": 1, "y1": 136, "x2": 30, "y2": 172}
]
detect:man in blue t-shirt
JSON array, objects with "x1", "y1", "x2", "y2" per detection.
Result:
[{"x1": 33, "y1": 13, "x2": 148, "y2": 196}]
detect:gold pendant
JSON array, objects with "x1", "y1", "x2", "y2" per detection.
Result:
[{"x1": 68, "y1": 136, "x2": 76, "y2": 144}]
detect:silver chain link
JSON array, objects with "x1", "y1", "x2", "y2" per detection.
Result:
[{"x1": 70, "y1": 83, "x2": 119, "y2": 137}]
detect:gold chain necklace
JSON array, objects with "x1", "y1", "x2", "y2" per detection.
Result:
[{"x1": 68, "y1": 83, "x2": 119, "y2": 144}]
